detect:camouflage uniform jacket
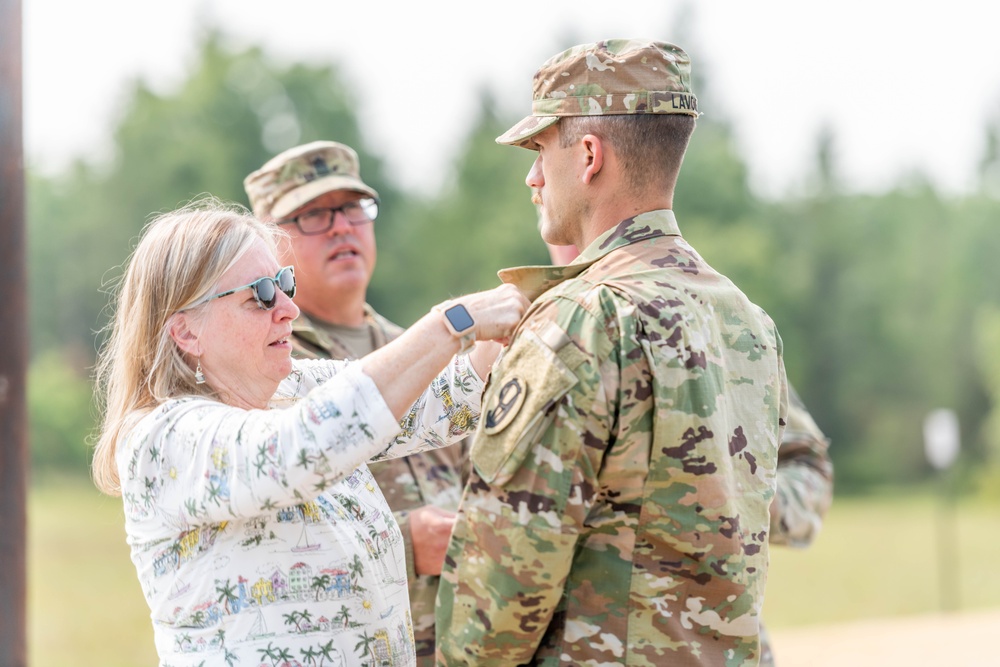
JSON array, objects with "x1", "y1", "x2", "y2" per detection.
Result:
[
  {"x1": 436, "y1": 210, "x2": 788, "y2": 666},
  {"x1": 770, "y1": 385, "x2": 833, "y2": 549},
  {"x1": 290, "y1": 306, "x2": 468, "y2": 666}
]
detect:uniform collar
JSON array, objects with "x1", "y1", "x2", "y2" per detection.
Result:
[
  {"x1": 498, "y1": 209, "x2": 681, "y2": 301},
  {"x1": 292, "y1": 304, "x2": 382, "y2": 353}
]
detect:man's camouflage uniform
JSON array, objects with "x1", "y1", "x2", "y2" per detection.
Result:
[
  {"x1": 760, "y1": 387, "x2": 833, "y2": 665},
  {"x1": 289, "y1": 307, "x2": 467, "y2": 665},
  {"x1": 770, "y1": 387, "x2": 834, "y2": 549},
  {"x1": 437, "y1": 210, "x2": 789, "y2": 665}
]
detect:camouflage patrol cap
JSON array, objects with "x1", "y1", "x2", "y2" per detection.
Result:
[
  {"x1": 243, "y1": 141, "x2": 379, "y2": 220},
  {"x1": 497, "y1": 39, "x2": 699, "y2": 150}
]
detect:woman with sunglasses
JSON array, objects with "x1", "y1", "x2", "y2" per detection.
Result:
[{"x1": 92, "y1": 198, "x2": 527, "y2": 667}]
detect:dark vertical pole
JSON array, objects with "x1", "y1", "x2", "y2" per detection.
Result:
[{"x1": 0, "y1": 0, "x2": 27, "y2": 664}]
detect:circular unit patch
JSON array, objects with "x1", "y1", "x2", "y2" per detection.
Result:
[{"x1": 483, "y1": 376, "x2": 527, "y2": 435}]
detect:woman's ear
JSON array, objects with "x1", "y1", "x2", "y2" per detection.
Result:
[
  {"x1": 581, "y1": 133, "x2": 604, "y2": 185},
  {"x1": 168, "y1": 313, "x2": 202, "y2": 357}
]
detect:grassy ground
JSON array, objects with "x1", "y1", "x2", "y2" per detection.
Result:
[
  {"x1": 28, "y1": 476, "x2": 157, "y2": 667},
  {"x1": 26, "y1": 478, "x2": 1000, "y2": 666},
  {"x1": 763, "y1": 492, "x2": 1000, "y2": 627}
]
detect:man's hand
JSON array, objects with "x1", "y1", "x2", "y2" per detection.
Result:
[{"x1": 409, "y1": 504, "x2": 457, "y2": 576}]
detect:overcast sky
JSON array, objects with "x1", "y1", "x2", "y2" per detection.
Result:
[{"x1": 23, "y1": 0, "x2": 1000, "y2": 197}]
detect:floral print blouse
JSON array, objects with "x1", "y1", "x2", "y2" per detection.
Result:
[{"x1": 118, "y1": 357, "x2": 484, "y2": 667}]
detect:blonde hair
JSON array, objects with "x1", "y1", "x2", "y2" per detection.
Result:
[{"x1": 92, "y1": 197, "x2": 281, "y2": 496}]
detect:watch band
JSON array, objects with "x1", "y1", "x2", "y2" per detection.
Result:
[{"x1": 456, "y1": 330, "x2": 476, "y2": 355}]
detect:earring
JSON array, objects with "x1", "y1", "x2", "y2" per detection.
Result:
[{"x1": 194, "y1": 359, "x2": 206, "y2": 385}]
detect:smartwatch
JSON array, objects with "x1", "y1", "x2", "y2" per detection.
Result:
[{"x1": 435, "y1": 301, "x2": 476, "y2": 354}]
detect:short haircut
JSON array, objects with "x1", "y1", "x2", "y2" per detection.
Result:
[{"x1": 558, "y1": 114, "x2": 696, "y2": 193}]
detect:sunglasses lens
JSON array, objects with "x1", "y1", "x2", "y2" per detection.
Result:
[
  {"x1": 277, "y1": 267, "x2": 296, "y2": 298},
  {"x1": 254, "y1": 278, "x2": 277, "y2": 309}
]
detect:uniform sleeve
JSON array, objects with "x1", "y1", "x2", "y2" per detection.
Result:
[
  {"x1": 769, "y1": 384, "x2": 833, "y2": 548},
  {"x1": 436, "y1": 296, "x2": 614, "y2": 664}
]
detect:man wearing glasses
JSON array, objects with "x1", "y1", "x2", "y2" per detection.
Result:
[{"x1": 244, "y1": 141, "x2": 466, "y2": 665}]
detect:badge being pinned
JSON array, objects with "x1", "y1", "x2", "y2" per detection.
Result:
[{"x1": 483, "y1": 376, "x2": 526, "y2": 435}]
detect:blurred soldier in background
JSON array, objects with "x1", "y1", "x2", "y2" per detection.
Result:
[
  {"x1": 245, "y1": 141, "x2": 467, "y2": 665},
  {"x1": 761, "y1": 385, "x2": 833, "y2": 665}
]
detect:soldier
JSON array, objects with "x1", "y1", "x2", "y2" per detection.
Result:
[
  {"x1": 245, "y1": 141, "x2": 468, "y2": 665},
  {"x1": 543, "y1": 244, "x2": 834, "y2": 666},
  {"x1": 436, "y1": 39, "x2": 789, "y2": 665}
]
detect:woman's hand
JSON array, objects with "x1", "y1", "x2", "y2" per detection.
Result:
[
  {"x1": 361, "y1": 284, "x2": 529, "y2": 420},
  {"x1": 452, "y1": 284, "x2": 529, "y2": 380},
  {"x1": 454, "y1": 283, "x2": 529, "y2": 345}
]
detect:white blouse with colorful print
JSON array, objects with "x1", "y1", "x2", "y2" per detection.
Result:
[{"x1": 118, "y1": 357, "x2": 484, "y2": 667}]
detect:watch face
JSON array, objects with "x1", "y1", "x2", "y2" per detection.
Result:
[{"x1": 445, "y1": 304, "x2": 475, "y2": 333}]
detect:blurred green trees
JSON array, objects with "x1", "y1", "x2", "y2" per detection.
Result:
[{"x1": 26, "y1": 29, "x2": 1000, "y2": 496}]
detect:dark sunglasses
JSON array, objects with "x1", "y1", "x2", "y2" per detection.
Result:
[{"x1": 193, "y1": 266, "x2": 296, "y2": 310}]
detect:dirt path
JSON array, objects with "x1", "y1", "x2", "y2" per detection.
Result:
[{"x1": 768, "y1": 607, "x2": 1000, "y2": 666}]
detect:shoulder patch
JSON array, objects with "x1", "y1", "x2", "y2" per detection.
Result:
[
  {"x1": 483, "y1": 376, "x2": 526, "y2": 435},
  {"x1": 471, "y1": 328, "x2": 581, "y2": 486}
]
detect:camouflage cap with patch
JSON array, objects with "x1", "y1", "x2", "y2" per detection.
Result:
[
  {"x1": 244, "y1": 140, "x2": 379, "y2": 220},
  {"x1": 497, "y1": 39, "x2": 699, "y2": 150}
]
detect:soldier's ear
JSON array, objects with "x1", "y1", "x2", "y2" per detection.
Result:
[{"x1": 580, "y1": 134, "x2": 604, "y2": 184}]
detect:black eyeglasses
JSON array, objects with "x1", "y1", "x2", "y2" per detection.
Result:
[
  {"x1": 192, "y1": 266, "x2": 296, "y2": 311},
  {"x1": 279, "y1": 198, "x2": 379, "y2": 235}
]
